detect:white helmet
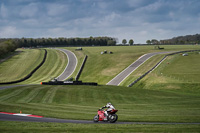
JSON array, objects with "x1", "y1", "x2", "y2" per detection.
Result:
[{"x1": 107, "y1": 102, "x2": 111, "y2": 105}]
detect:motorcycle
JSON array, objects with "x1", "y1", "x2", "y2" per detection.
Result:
[{"x1": 93, "y1": 109, "x2": 118, "y2": 123}]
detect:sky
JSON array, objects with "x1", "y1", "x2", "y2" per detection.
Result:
[{"x1": 0, "y1": 0, "x2": 200, "y2": 44}]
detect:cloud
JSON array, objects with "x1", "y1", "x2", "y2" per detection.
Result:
[
  {"x1": 0, "y1": 3, "x2": 8, "y2": 18},
  {"x1": 19, "y1": 2, "x2": 40, "y2": 18},
  {"x1": 0, "y1": 26, "x2": 18, "y2": 38},
  {"x1": 46, "y1": 3, "x2": 69, "y2": 16},
  {"x1": 0, "y1": 0, "x2": 199, "y2": 43}
]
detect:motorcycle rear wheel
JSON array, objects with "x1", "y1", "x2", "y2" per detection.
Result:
[
  {"x1": 93, "y1": 115, "x2": 99, "y2": 122},
  {"x1": 109, "y1": 114, "x2": 118, "y2": 123}
]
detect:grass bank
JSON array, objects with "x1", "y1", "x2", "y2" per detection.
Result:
[
  {"x1": 0, "y1": 49, "x2": 43, "y2": 83},
  {"x1": 0, "y1": 121, "x2": 199, "y2": 133},
  {"x1": 137, "y1": 51, "x2": 200, "y2": 89},
  {"x1": 0, "y1": 48, "x2": 68, "y2": 84},
  {"x1": 0, "y1": 84, "x2": 199, "y2": 123},
  {"x1": 22, "y1": 48, "x2": 68, "y2": 84},
  {"x1": 65, "y1": 45, "x2": 200, "y2": 85}
]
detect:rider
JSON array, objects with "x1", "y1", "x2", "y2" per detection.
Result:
[{"x1": 101, "y1": 102, "x2": 115, "y2": 118}]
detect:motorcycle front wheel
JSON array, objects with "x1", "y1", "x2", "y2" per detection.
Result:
[
  {"x1": 109, "y1": 114, "x2": 118, "y2": 123},
  {"x1": 93, "y1": 115, "x2": 99, "y2": 122}
]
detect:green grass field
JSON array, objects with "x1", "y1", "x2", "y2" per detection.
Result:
[
  {"x1": 0, "y1": 48, "x2": 68, "y2": 84},
  {"x1": 21, "y1": 48, "x2": 68, "y2": 84},
  {"x1": 0, "y1": 45, "x2": 200, "y2": 132},
  {"x1": 65, "y1": 45, "x2": 200, "y2": 85},
  {"x1": 0, "y1": 49, "x2": 44, "y2": 83},
  {"x1": 0, "y1": 84, "x2": 200, "y2": 132},
  {"x1": 0, "y1": 121, "x2": 199, "y2": 133},
  {"x1": 0, "y1": 85, "x2": 199, "y2": 123}
]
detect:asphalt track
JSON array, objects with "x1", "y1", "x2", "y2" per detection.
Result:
[
  {"x1": 107, "y1": 51, "x2": 175, "y2": 86},
  {"x1": 55, "y1": 48, "x2": 77, "y2": 81},
  {"x1": 1, "y1": 113, "x2": 199, "y2": 125}
]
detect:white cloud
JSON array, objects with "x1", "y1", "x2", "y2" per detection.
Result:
[
  {"x1": 19, "y1": 3, "x2": 39, "y2": 18},
  {"x1": 0, "y1": 26, "x2": 18, "y2": 38},
  {"x1": 0, "y1": 3, "x2": 8, "y2": 18},
  {"x1": 46, "y1": 3, "x2": 69, "y2": 16},
  {"x1": 0, "y1": 0, "x2": 199, "y2": 43}
]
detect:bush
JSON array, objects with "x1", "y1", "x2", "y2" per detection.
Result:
[{"x1": 0, "y1": 40, "x2": 19, "y2": 57}]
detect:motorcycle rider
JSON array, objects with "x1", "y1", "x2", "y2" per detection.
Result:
[{"x1": 101, "y1": 103, "x2": 115, "y2": 119}]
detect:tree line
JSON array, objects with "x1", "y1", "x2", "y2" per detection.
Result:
[
  {"x1": 146, "y1": 34, "x2": 200, "y2": 45},
  {"x1": 12, "y1": 37, "x2": 116, "y2": 47},
  {"x1": 1, "y1": 36, "x2": 116, "y2": 47},
  {"x1": 0, "y1": 38, "x2": 134, "y2": 57},
  {"x1": 0, "y1": 36, "x2": 116, "y2": 57}
]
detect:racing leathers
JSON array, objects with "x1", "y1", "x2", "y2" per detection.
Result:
[{"x1": 102, "y1": 103, "x2": 115, "y2": 118}]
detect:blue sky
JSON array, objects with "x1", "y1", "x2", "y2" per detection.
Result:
[{"x1": 0, "y1": 0, "x2": 200, "y2": 43}]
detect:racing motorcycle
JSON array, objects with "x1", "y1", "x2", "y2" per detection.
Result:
[{"x1": 93, "y1": 108, "x2": 118, "y2": 123}]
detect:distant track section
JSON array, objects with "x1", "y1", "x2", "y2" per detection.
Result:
[
  {"x1": 107, "y1": 51, "x2": 175, "y2": 86},
  {"x1": 0, "y1": 49, "x2": 47, "y2": 85},
  {"x1": 56, "y1": 49, "x2": 77, "y2": 81}
]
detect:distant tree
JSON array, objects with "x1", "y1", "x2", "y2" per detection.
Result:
[
  {"x1": 129, "y1": 39, "x2": 134, "y2": 45},
  {"x1": 122, "y1": 39, "x2": 127, "y2": 45},
  {"x1": 151, "y1": 39, "x2": 159, "y2": 44},
  {"x1": 107, "y1": 40, "x2": 116, "y2": 46},
  {"x1": 146, "y1": 40, "x2": 151, "y2": 45}
]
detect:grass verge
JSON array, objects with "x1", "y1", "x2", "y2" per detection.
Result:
[
  {"x1": 0, "y1": 84, "x2": 199, "y2": 123},
  {"x1": 0, "y1": 121, "x2": 199, "y2": 133}
]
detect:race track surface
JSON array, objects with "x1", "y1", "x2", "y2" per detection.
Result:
[
  {"x1": 107, "y1": 51, "x2": 174, "y2": 86},
  {"x1": 55, "y1": 49, "x2": 77, "y2": 81},
  {"x1": 1, "y1": 113, "x2": 199, "y2": 125}
]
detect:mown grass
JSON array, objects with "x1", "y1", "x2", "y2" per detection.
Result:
[
  {"x1": 0, "y1": 49, "x2": 43, "y2": 83},
  {"x1": 0, "y1": 45, "x2": 200, "y2": 132},
  {"x1": 137, "y1": 51, "x2": 200, "y2": 89},
  {"x1": 64, "y1": 45, "x2": 200, "y2": 85},
  {"x1": 0, "y1": 48, "x2": 67, "y2": 84},
  {"x1": 0, "y1": 121, "x2": 199, "y2": 133},
  {"x1": 159, "y1": 52, "x2": 200, "y2": 83},
  {"x1": 22, "y1": 48, "x2": 68, "y2": 84},
  {"x1": 0, "y1": 85, "x2": 199, "y2": 123}
]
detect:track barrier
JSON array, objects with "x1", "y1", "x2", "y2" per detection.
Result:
[
  {"x1": 0, "y1": 49, "x2": 47, "y2": 84},
  {"x1": 128, "y1": 50, "x2": 200, "y2": 87},
  {"x1": 75, "y1": 55, "x2": 87, "y2": 81}
]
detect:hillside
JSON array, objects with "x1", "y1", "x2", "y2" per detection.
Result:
[
  {"x1": 160, "y1": 34, "x2": 200, "y2": 44},
  {"x1": 0, "y1": 45, "x2": 200, "y2": 132},
  {"x1": 67, "y1": 45, "x2": 200, "y2": 86}
]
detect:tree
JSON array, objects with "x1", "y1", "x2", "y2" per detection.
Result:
[
  {"x1": 107, "y1": 40, "x2": 116, "y2": 46},
  {"x1": 146, "y1": 40, "x2": 151, "y2": 45},
  {"x1": 122, "y1": 39, "x2": 127, "y2": 45},
  {"x1": 151, "y1": 39, "x2": 159, "y2": 44},
  {"x1": 129, "y1": 39, "x2": 134, "y2": 45}
]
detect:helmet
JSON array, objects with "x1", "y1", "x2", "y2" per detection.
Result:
[{"x1": 107, "y1": 102, "x2": 111, "y2": 105}]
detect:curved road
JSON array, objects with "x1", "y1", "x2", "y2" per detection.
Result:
[
  {"x1": 107, "y1": 51, "x2": 175, "y2": 86},
  {"x1": 55, "y1": 49, "x2": 77, "y2": 81},
  {"x1": 1, "y1": 113, "x2": 199, "y2": 125}
]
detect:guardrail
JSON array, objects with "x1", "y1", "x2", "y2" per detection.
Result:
[
  {"x1": 0, "y1": 49, "x2": 47, "y2": 84},
  {"x1": 128, "y1": 50, "x2": 200, "y2": 87},
  {"x1": 75, "y1": 55, "x2": 88, "y2": 81}
]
